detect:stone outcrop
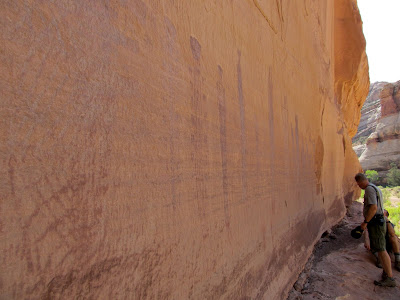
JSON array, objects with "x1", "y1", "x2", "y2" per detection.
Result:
[
  {"x1": 357, "y1": 81, "x2": 400, "y2": 178},
  {"x1": 353, "y1": 144, "x2": 367, "y2": 157},
  {"x1": 380, "y1": 81, "x2": 400, "y2": 116},
  {"x1": 352, "y1": 81, "x2": 387, "y2": 144},
  {"x1": 0, "y1": 1, "x2": 368, "y2": 299}
]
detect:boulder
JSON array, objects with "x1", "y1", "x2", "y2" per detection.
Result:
[{"x1": 353, "y1": 144, "x2": 366, "y2": 157}]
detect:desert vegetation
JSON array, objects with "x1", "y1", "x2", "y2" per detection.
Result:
[
  {"x1": 352, "y1": 136, "x2": 369, "y2": 146},
  {"x1": 387, "y1": 164, "x2": 400, "y2": 187},
  {"x1": 364, "y1": 163, "x2": 400, "y2": 187}
]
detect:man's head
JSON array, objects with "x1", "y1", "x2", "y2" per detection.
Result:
[
  {"x1": 384, "y1": 209, "x2": 389, "y2": 218},
  {"x1": 355, "y1": 173, "x2": 369, "y2": 189}
]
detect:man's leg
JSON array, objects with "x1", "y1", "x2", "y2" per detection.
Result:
[
  {"x1": 372, "y1": 251, "x2": 382, "y2": 268},
  {"x1": 374, "y1": 251, "x2": 396, "y2": 286},
  {"x1": 378, "y1": 250, "x2": 393, "y2": 278},
  {"x1": 370, "y1": 223, "x2": 396, "y2": 287},
  {"x1": 390, "y1": 236, "x2": 400, "y2": 254},
  {"x1": 387, "y1": 224, "x2": 400, "y2": 271}
]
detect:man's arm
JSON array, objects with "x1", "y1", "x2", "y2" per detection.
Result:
[
  {"x1": 364, "y1": 228, "x2": 371, "y2": 250},
  {"x1": 361, "y1": 204, "x2": 378, "y2": 230},
  {"x1": 387, "y1": 221, "x2": 400, "y2": 254},
  {"x1": 361, "y1": 186, "x2": 378, "y2": 230}
]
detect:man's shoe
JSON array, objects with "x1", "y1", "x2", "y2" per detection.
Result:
[
  {"x1": 374, "y1": 277, "x2": 396, "y2": 287},
  {"x1": 395, "y1": 261, "x2": 400, "y2": 272}
]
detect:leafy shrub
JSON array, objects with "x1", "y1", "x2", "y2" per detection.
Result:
[
  {"x1": 366, "y1": 170, "x2": 379, "y2": 183},
  {"x1": 387, "y1": 164, "x2": 400, "y2": 187},
  {"x1": 380, "y1": 184, "x2": 400, "y2": 235},
  {"x1": 386, "y1": 206, "x2": 400, "y2": 236}
]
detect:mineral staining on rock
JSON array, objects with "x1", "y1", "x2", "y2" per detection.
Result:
[{"x1": 0, "y1": 1, "x2": 368, "y2": 299}]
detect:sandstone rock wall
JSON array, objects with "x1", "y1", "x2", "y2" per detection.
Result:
[
  {"x1": 334, "y1": 0, "x2": 370, "y2": 138},
  {"x1": 0, "y1": 1, "x2": 368, "y2": 299}
]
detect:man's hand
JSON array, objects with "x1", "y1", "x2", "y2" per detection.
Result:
[
  {"x1": 361, "y1": 222, "x2": 368, "y2": 231},
  {"x1": 364, "y1": 227, "x2": 370, "y2": 251},
  {"x1": 364, "y1": 241, "x2": 371, "y2": 250}
]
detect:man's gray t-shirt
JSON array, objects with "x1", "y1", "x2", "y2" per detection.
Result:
[{"x1": 363, "y1": 183, "x2": 384, "y2": 218}]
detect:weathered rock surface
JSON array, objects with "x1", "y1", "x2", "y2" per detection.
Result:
[
  {"x1": 380, "y1": 81, "x2": 400, "y2": 116},
  {"x1": 353, "y1": 144, "x2": 367, "y2": 157},
  {"x1": 0, "y1": 1, "x2": 368, "y2": 299},
  {"x1": 352, "y1": 82, "x2": 386, "y2": 145},
  {"x1": 359, "y1": 81, "x2": 400, "y2": 175}
]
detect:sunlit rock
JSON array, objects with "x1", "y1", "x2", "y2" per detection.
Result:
[{"x1": 0, "y1": 0, "x2": 368, "y2": 298}]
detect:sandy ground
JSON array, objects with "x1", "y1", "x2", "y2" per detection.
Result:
[{"x1": 288, "y1": 202, "x2": 400, "y2": 300}]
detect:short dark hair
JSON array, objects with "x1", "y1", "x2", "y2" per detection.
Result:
[
  {"x1": 385, "y1": 209, "x2": 389, "y2": 217},
  {"x1": 355, "y1": 173, "x2": 367, "y2": 182}
]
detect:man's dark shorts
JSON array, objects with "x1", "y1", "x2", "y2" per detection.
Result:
[{"x1": 368, "y1": 222, "x2": 387, "y2": 252}]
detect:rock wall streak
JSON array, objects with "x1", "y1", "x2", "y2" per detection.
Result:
[{"x1": 0, "y1": 1, "x2": 368, "y2": 299}]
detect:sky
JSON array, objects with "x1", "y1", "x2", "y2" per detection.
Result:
[{"x1": 357, "y1": 0, "x2": 400, "y2": 83}]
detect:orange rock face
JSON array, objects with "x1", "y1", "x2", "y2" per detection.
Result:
[
  {"x1": 0, "y1": 1, "x2": 368, "y2": 299},
  {"x1": 380, "y1": 81, "x2": 400, "y2": 117},
  {"x1": 334, "y1": 0, "x2": 370, "y2": 137}
]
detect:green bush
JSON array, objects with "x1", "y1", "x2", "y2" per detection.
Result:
[
  {"x1": 366, "y1": 170, "x2": 379, "y2": 183},
  {"x1": 386, "y1": 206, "x2": 400, "y2": 236},
  {"x1": 381, "y1": 185, "x2": 400, "y2": 236},
  {"x1": 387, "y1": 164, "x2": 400, "y2": 187}
]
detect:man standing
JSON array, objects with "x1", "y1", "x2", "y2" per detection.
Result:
[
  {"x1": 355, "y1": 173, "x2": 396, "y2": 287},
  {"x1": 364, "y1": 209, "x2": 400, "y2": 271}
]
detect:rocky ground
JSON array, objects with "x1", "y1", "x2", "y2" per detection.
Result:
[{"x1": 287, "y1": 202, "x2": 400, "y2": 300}]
